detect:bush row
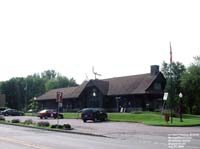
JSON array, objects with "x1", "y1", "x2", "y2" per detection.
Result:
[
  {"x1": 50, "y1": 124, "x2": 71, "y2": 129},
  {"x1": 0, "y1": 115, "x2": 5, "y2": 121},
  {"x1": 0, "y1": 116, "x2": 71, "y2": 130},
  {"x1": 37, "y1": 121, "x2": 50, "y2": 127}
]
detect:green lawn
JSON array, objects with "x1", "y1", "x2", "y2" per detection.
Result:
[
  {"x1": 62, "y1": 112, "x2": 80, "y2": 119},
  {"x1": 61, "y1": 111, "x2": 200, "y2": 126},
  {"x1": 108, "y1": 112, "x2": 200, "y2": 126}
]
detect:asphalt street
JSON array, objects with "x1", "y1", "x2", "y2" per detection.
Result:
[
  {"x1": 0, "y1": 124, "x2": 166, "y2": 149},
  {"x1": 1, "y1": 116, "x2": 200, "y2": 149}
]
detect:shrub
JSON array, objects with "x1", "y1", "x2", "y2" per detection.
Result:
[
  {"x1": 11, "y1": 119, "x2": 20, "y2": 123},
  {"x1": 63, "y1": 124, "x2": 71, "y2": 129},
  {"x1": 192, "y1": 106, "x2": 200, "y2": 115},
  {"x1": 57, "y1": 125, "x2": 63, "y2": 129},
  {"x1": 37, "y1": 121, "x2": 50, "y2": 127},
  {"x1": 0, "y1": 115, "x2": 5, "y2": 121},
  {"x1": 50, "y1": 124, "x2": 71, "y2": 129},
  {"x1": 24, "y1": 119, "x2": 33, "y2": 125},
  {"x1": 50, "y1": 124, "x2": 63, "y2": 129},
  {"x1": 50, "y1": 124, "x2": 57, "y2": 129}
]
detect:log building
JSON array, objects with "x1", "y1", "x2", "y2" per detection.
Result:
[{"x1": 36, "y1": 65, "x2": 166, "y2": 112}]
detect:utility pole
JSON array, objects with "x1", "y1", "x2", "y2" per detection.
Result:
[
  {"x1": 24, "y1": 80, "x2": 28, "y2": 112},
  {"x1": 56, "y1": 91, "x2": 63, "y2": 126},
  {"x1": 170, "y1": 42, "x2": 173, "y2": 124}
]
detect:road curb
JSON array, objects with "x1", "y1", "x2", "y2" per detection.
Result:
[
  {"x1": 0, "y1": 121, "x2": 107, "y2": 138},
  {"x1": 145, "y1": 123, "x2": 200, "y2": 127},
  {"x1": 108, "y1": 120, "x2": 200, "y2": 127}
]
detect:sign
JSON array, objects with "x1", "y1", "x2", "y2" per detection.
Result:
[
  {"x1": 56, "y1": 92, "x2": 63, "y2": 103},
  {"x1": 163, "y1": 92, "x2": 168, "y2": 101}
]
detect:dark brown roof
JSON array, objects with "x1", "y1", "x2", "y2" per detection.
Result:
[
  {"x1": 104, "y1": 73, "x2": 157, "y2": 95},
  {"x1": 37, "y1": 87, "x2": 77, "y2": 100},
  {"x1": 37, "y1": 81, "x2": 89, "y2": 101},
  {"x1": 36, "y1": 72, "x2": 164, "y2": 100},
  {"x1": 88, "y1": 80, "x2": 109, "y2": 95}
]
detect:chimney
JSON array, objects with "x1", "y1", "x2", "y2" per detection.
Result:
[{"x1": 151, "y1": 65, "x2": 159, "y2": 75}]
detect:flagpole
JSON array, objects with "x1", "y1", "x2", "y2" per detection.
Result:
[{"x1": 170, "y1": 42, "x2": 173, "y2": 124}]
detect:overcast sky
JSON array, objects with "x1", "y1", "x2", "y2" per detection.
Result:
[{"x1": 0, "y1": 0, "x2": 199, "y2": 84}]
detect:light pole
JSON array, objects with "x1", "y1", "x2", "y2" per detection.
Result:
[
  {"x1": 24, "y1": 80, "x2": 28, "y2": 112},
  {"x1": 179, "y1": 92, "x2": 183, "y2": 122}
]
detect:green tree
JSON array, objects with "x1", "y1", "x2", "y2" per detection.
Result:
[
  {"x1": 161, "y1": 61, "x2": 186, "y2": 112},
  {"x1": 28, "y1": 98, "x2": 39, "y2": 112},
  {"x1": 41, "y1": 70, "x2": 57, "y2": 80},
  {"x1": 45, "y1": 75, "x2": 77, "y2": 91},
  {"x1": 180, "y1": 56, "x2": 200, "y2": 114},
  {"x1": 0, "y1": 70, "x2": 77, "y2": 111},
  {"x1": 0, "y1": 77, "x2": 25, "y2": 109}
]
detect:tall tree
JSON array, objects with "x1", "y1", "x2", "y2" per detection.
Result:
[
  {"x1": 41, "y1": 70, "x2": 57, "y2": 80},
  {"x1": 0, "y1": 77, "x2": 25, "y2": 109},
  {"x1": 180, "y1": 56, "x2": 200, "y2": 114},
  {"x1": 45, "y1": 75, "x2": 77, "y2": 91},
  {"x1": 161, "y1": 61, "x2": 186, "y2": 111},
  {"x1": 0, "y1": 70, "x2": 77, "y2": 111}
]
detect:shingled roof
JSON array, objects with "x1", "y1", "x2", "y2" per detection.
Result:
[
  {"x1": 37, "y1": 72, "x2": 164, "y2": 101},
  {"x1": 37, "y1": 81, "x2": 88, "y2": 101},
  {"x1": 105, "y1": 73, "x2": 158, "y2": 95}
]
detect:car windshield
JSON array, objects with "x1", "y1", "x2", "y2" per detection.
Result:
[
  {"x1": 40, "y1": 110, "x2": 48, "y2": 113},
  {"x1": 82, "y1": 110, "x2": 93, "y2": 114}
]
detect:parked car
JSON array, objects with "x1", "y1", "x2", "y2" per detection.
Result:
[
  {"x1": 80, "y1": 108, "x2": 108, "y2": 122},
  {"x1": 37, "y1": 109, "x2": 63, "y2": 119},
  {"x1": 0, "y1": 107, "x2": 8, "y2": 115},
  {"x1": 2, "y1": 109, "x2": 24, "y2": 116}
]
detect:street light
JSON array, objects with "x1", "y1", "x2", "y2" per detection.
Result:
[
  {"x1": 179, "y1": 92, "x2": 183, "y2": 122},
  {"x1": 93, "y1": 89, "x2": 96, "y2": 97}
]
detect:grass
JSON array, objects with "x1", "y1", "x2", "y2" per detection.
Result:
[
  {"x1": 108, "y1": 112, "x2": 200, "y2": 126},
  {"x1": 25, "y1": 112, "x2": 37, "y2": 116},
  {"x1": 62, "y1": 112, "x2": 80, "y2": 119},
  {"x1": 61, "y1": 111, "x2": 200, "y2": 126}
]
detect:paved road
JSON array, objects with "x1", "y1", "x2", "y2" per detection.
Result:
[
  {"x1": 0, "y1": 124, "x2": 165, "y2": 149},
  {"x1": 3, "y1": 116, "x2": 200, "y2": 149}
]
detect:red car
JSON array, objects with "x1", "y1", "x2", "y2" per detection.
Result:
[{"x1": 37, "y1": 109, "x2": 63, "y2": 119}]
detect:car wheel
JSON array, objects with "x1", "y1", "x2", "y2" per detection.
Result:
[
  {"x1": 83, "y1": 119, "x2": 87, "y2": 123},
  {"x1": 40, "y1": 117, "x2": 43, "y2": 119},
  {"x1": 44, "y1": 116, "x2": 48, "y2": 119}
]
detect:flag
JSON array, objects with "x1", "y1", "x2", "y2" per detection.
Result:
[{"x1": 170, "y1": 42, "x2": 172, "y2": 63}]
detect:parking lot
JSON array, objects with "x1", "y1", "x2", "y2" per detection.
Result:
[{"x1": 4, "y1": 116, "x2": 200, "y2": 139}]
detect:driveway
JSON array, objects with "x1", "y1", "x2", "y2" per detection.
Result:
[
  {"x1": 3, "y1": 116, "x2": 200, "y2": 148},
  {"x1": 4, "y1": 116, "x2": 200, "y2": 139}
]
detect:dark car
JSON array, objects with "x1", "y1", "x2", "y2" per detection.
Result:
[
  {"x1": 80, "y1": 108, "x2": 108, "y2": 122},
  {"x1": 0, "y1": 107, "x2": 8, "y2": 115},
  {"x1": 2, "y1": 109, "x2": 24, "y2": 116},
  {"x1": 37, "y1": 109, "x2": 63, "y2": 119}
]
